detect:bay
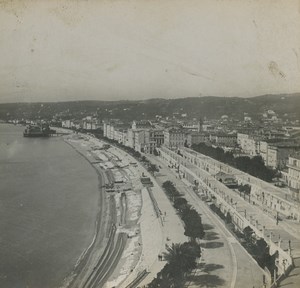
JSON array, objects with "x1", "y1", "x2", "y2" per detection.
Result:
[{"x1": 0, "y1": 124, "x2": 100, "y2": 288}]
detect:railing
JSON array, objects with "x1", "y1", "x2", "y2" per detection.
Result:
[{"x1": 146, "y1": 187, "x2": 163, "y2": 225}]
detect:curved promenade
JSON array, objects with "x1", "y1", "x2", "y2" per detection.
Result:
[{"x1": 147, "y1": 153, "x2": 266, "y2": 288}]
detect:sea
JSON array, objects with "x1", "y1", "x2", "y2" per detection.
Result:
[{"x1": 0, "y1": 123, "x2": 100, "y2": 288}]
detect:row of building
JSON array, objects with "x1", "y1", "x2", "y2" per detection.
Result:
[
  {"x1": 102, "y1": 120, "x2": 300, "y2": 202},
  {"x1": 237, "y1": 133, "x2": 300, "y2": 169},
  {"x1": 59, "y1": 116, "x2": 300, "y2": 200},
  {"x1": 103, "y1": 120, "x2": 238, "y2": 152},
  {"x1": 61, "y1": 117, "x2": 102, "y2": 131},
  {"x1": 158, "y1": 146, "x2": 295, "y2": 278},
  {"x1": 103, "y1": 120, "x2": 300, "y2": 169},
  {"x1": 103, "y1": 120, "x2": 164, "y2": 154}
]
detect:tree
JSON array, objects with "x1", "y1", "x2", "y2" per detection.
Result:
[
  {"x1": 244, "y1": 184, "x2": 251, "y2": 195},
  {"x1": 162, "y1": 181, "x2": 180, "y2": 200},
  {"x1": 148, "y1": 163, "x2": 159, "y2": 174},
  {"x1": 191, "y1": 143, "x2": 277, "y2": 182},
  {"x1": 149, "y1": 241, "x2": 201, "y2": 288},
  {"x1": 253, "y1": 238, "x2": 269, "y2": 267},
  {"x1": 181, "y1": 209, "x2": 205, "y2": 240},
  {"x1": 174, "y1": 197, "x2": 189, "y2": 212},
  {"x1": 243, "y1": 226, "x2": 255, "y2": 246},
  {"x1": 162, "y1": 242, "x2": 201, "y2": 286},
  {"x1": 226, "y1": 212, "x2": 232, "y2": 224},
  {"x1": 153, "y1": 148, "x2": 159, "y2": 156}
]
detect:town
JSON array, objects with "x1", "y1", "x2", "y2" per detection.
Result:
[
  {"x1": 1, "y1": 94, "x2": 300, "y2": 287},
  {"x1": 1, "y1": 1, "x2": 299, "y2": 287}
]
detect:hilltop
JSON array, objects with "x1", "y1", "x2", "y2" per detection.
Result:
[{"x1": 0, "y1": 93, "x2": 299, "y2": 121}]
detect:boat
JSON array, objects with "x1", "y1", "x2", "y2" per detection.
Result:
[{"x1": 23, "y1": 123, "x2": 56, "y2": 137}]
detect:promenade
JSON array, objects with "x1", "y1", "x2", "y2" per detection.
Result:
[
  {"x1": 90, "y1": 137, "x2": 264, "y2": 287},
  {"x1": 65, "y1": 133, "x2": 298, "y2": 287},
  {"x1": 158, "y1": 146, "x2": 300, "y2": 288},
  {"x1": 147, "y1": 154, "x2": 266, "y2": 288}
]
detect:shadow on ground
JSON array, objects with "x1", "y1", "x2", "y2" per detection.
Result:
[
  {"x1": 197, "y1": 263, "x2": 224, "y2": 273},
  {"x1": 203, "y1": 224, "x2": 214, "y2": 231},
  {"x1": 201, "y1": 242, "x2": 224, "y2": 249},
  {"x1": 186, "y1": 262, "x2": 226, "y2": 287},
  {"x1": 203, "y1": 231, "x2": 219, "y2": 241},
  {"x1": 187, "y1": 273, "x2": 226, "y2": 287}
]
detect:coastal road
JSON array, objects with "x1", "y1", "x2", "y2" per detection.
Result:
[{"x1": 147, "y1": 154, "x2": 266, "y2": 288}]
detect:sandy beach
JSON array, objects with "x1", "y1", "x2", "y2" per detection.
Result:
[{"x1": 59, "y1": 131, "x2": 188, "y2": 288}]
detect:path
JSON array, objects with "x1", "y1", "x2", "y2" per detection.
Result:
[{"x1": 148, "y1": 154, "x2": 267, "y2": 288}]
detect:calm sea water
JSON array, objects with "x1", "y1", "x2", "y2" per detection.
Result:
[{"x1": 0, "y1": 124, "x2": 100, "y2": 288}]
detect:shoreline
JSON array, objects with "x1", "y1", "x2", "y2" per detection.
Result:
[
  {"x1": 59, "y1": 132, "x2": 146, "y2": 288},
  {"x1": 56, "y1": 131, "x2": 188, "y2": 288},
  {"x1": 1, "y1": 125, "x2": 188, "y2": 287},
  {"x1": 60, "y1": 136, "x2": 112, "y2": 288},
  {"x1": 60, "y1": 132, "x2": 164, "y2": 288},
  {"x1": 0, "y1": 125, "x2": 105, "y2": 288}
]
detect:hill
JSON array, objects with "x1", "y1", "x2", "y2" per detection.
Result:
[{"x1": 0, "y1": 93, "x2": 299, "y2": 121}]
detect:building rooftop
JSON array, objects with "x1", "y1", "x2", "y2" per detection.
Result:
[
  {"x1": 133, "y1": 120, "x2": 153, "y2": 129},
  {"x1": 188, "y1": 131, "x2": 210, "y2": 136},
  {"x1": 167, "y1": 127, "x2": 187, "y2": 133},
  {"x1": 269, "y1": 142, "x2": 300, "y2": 148},
  {"x1": 210, "y1": 132, "x2": 237, "y2": 137}
]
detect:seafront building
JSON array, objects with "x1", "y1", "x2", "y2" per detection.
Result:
[
  {"x1": 267, "y1": 143, "x2": 300, "y2": 169},
  {"x1": 102, "y1": 118, "x2": 300, "y2": 228},
  {"x1": 104, "y1": 120, "x2": 164, "y2": 153},
  {"x1": 286, "y1": 153, "x2": 300, "y2": 200},
  {"x1": 103, "y1": 120, "x2": 300, "y2": 165},
  {"x1": 186, "y1": 131, "x2": 210, "y2": 146},
  {"x1": 209, "y1": 132, "x2": 237, "y2": 147},
  {"x1": 163, "y1": 128, "x2": 186, "y2": 148},
  {"x1": 237, "y1": 132, "x2": 300, "y2": 169},
  {"x1": 159, "y1": 146, "x2": 300, "y2": 221},
  {"x1": 62, "y1": 117, "x2": 101, "y2": 130}
]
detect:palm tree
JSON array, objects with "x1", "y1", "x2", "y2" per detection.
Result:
[{"x1": 162, "y1": 242, "x2": 201, "y2": 287}]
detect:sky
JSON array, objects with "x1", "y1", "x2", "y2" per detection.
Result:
[{"x1": 0, "y1": 0, "x2": 300, "y2": 103}]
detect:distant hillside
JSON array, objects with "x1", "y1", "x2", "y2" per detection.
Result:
[{"x1": 0, "y1": 93, "x2": 299, "y2": 121}]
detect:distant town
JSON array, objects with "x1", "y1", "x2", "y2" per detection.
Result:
[
  {"x1": 1, "y1": 94, "x2": 300, "y2": 287},
  {"x1": 2, "y1": 95, "x2": 300, "y2": 200}
]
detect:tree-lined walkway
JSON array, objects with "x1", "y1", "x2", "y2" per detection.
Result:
[{"x1": 147, "y1": 154, "x2": 267, "y2": 288}]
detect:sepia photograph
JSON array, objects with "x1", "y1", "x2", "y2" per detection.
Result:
[{"x1": 0, "y1": 0, "x2": 299, "y2": 287}]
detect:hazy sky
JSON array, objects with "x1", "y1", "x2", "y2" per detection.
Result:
[{"x1": 0, "y1": 0, "x2": 300, "y2": 103}]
